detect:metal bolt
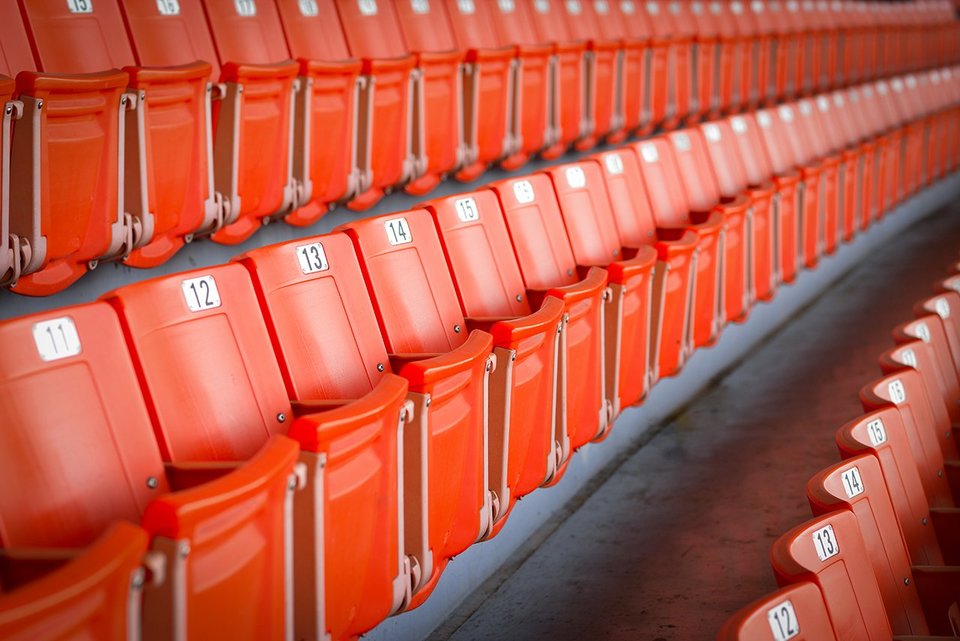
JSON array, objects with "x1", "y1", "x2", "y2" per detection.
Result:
[
  {"x1": 146, "y1": 476, "x2": 159, "y2": 489},
  {"x1": 277, "y1": 412, "x2": 287, "y2": 423},
  {"x1": 486, "y1": 360, "x2": 493, "y2": 372},
  {"x1": 121, "y1": 96, "x2": 127, "y2": 107},
  {"x1": 425, "y1": 397, "x2": 432, "y2": 408},
  {"x1": 516, "y1": 294, "x2": 523, "y2": 302},
  {"x1": 454, "y1": 324, "x2": 462, "y2": 333},
  {"x1": 178, "y1": 542, "x2": 191, "y2": 558},
  {"x1": 938, "y1": 469, "x2": 943, "y2": 477},
  {"x1": 37, "y1": 100, "x2": 43, "y2": 110},
  {"x1": 511, "y1": 354, "x2": 517, "y2": 362},
  {"x1": 922, "y1": 517, "x2": 929, "y2": 525},
  {"x1": 903, "y1": 578, "x2": 911, "y2": 586},
  {"x1": 377, "y1": 362, "x2": 385, "y2": 372},
  {"x1": 612, "y1": 249, "x2": 619, "y2": 257},
  {"x1": 287, "y1": 475, "x2": 297, "y2": 490},
  {"x1": 88, "y1": 260, "x2": 99, "y2": 270},
  {"x1": 567, "y1": 268, "x2": 574, "y2": 276}
]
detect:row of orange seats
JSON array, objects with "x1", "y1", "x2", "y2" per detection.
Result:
[
  {"x1": 1, "y1": 59, "x2": 959, "y2": 641},
  {"x1": 718, "y1": 264, "x2": 960, "y2": 639},
  {"x1": 0, "y1": 0, "x2": 957, "y2": 296}
]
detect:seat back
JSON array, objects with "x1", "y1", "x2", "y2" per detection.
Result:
[
  {"x1": 807, "y1": 455, "x2": 929, "y2": 635},
  {"x1": 717, "y1": 582, "x2": 838, "y2": 640},
  {"x1": 774, "y1": 103, "x2": 809, "y2": 166},
  {"x1": 335, "y1": 0, "x2": 409, "y2": 58},
  {"x1": 525, "y1": 0, "x2": 575, "y2": 43},
  {"x1": 727, "y1": 113, "x2": 776, "y2": 187},
  {"x1": 836, "y1": 409, "x2": 943, "y2": 566},
  {"x1": 490, "y1": 0, "x2": 542, "y2": 46},
  {"x1": 0, "y1": 4, "x2": 36, "y2": 76},
  {"x1": 543, "y1": 161, "x2": 624, "y2": 268},
  {"x1": 200, "y1": 0, "x2": 291, "y2": 64},
  {"x1": 116, "y1": 0, "x2": 220, "y2": 72},
  {"x1": 917, "y1": 293, "x2": 960, "y2": 378},
  {"x1": 0, "y1": 303, "x2": 167, "y2": 548},
  {"x1": 860, "y1": 370, "x2": 954, "y2": 509},
  {"x1": 754, "y1": 108, "x2": 795, "y2": 175},
  {"x1": 236, "y1": 233, "x2": 390, "y2": 401},
  {"x1": 338, "y1": 209, "x2": 468, "y2": 354},
  {"x1": 442, "y1": 0, "x2": 504, "y2": 50},
  {"x1": 632, "y1": 139, "x2": 693, "y2": 228},
  {"x1": 487, "y1": 175, "x2": 581, "y2": 292},
  {"x1": 421, "y1": 190, "x2": 532, "y2": 319},
  {"x1": 104, "y1": 264, "x2": 291, "y2": 462},
  {"x1": 394, "y1": 0, "x2": 459, "y2": 53},
  {"x1": 771, "y1": 510, "x2": 895, "y2": 641},
  {"x1": 274, "y1": 0, "x2": 353, "y2": 60},
  {"x1": 667, "y1": 129, "x2": 723, "y2": 211},
  {"x1": 700, "y1": 121, "x2": 750, "y2": 198},
  {"x1": 896, "y1": 316, "x2": 960, "y2": 424},
  {"x1": 592, "y1": 148, "x2": 660, "y2": 249}
]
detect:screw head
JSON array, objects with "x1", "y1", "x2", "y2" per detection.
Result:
[
  {"x1": 516, "y1": 294, "x2": 523, "y2": 302},
  {"x1": 178, "y1": 542, "x2": 191, "y2": 558},
  {"x1": 922, "y1": 517, "x2": 929, "y2": 525},
  {"x1": 377, "y1": 362, "x2": 385, "y2": 372},
  {"x1": 277, "y1": 413, "x2": 287, "y2": 423},
  {"x1": 938, "y1": 469, "x2": 944, "y2": 477},
  {"x1": 903, "y1": 578, "x2": 911, "y2": 586},
  {"x1": 454, "y1": 324, "x2": 462, "y2": 333},
  {"x1": 146, "y1": 476, "x2": 159, "y2": 489},
  {"x1": 567, "y1": 268, "x2": 574, "y2": 276}
]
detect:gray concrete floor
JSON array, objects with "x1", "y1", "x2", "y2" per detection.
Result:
[{"x1": 435, "y1": 203, "x2": 960, "y2": 641}]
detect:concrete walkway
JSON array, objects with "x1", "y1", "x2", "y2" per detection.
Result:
[{"x1": 435, "y1": 203, "x2": 960, "y2": 641}]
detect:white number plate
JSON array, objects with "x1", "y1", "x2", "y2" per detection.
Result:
[
  {"x1": 888, "y1": 379, "x2": 906, "y2": 405},
  {"x1": 900, "y1": 348, "x2": 917, "y2": 368},
  {"x1": 840, "y1": 466, "x2": 864, "y2": 498},
  {"x1": 778, "y1": 105, "x2": 795, "y2": 122},
  {"x1": 703, "y1": 123, "x2": 721, "y2": 142},
  {"x1": 455, "y1": 197, "x2": 480, "y2": 222},
  {"x1": 67, "y1": 0, "x2": 94, "y2": 13},
  {"x1": 812, "y1": 524, "x2": 839, "y2": 561},
  {"x1": 358, "y1": 0, "x2": 378, "y2": 15},
  {"x1": 498, "y1": 0, "x2": 516, "y2": 12},
  {"x1": 33, "y1": 317, "x2": 82, "y2": 362},
  {"x1": 731, "y1": 116, "x2": 748, "y2": 134},
  {"x1": 411, "y1": 0, "x2": 430, "y2": 13},
  {"x1": 619, "y1": 0, "x2": 636, "y2": 13},
  {"x1": 672, "y1": 132, "x2": 691, "y2": 152},
  {"x1": 296, "y1": 242, "x2": 329, "y2": 274},
  {"x1": 235, "y1": 0, "x2": 257, "y2": 16},
  {"x1": 594, "y1": 0, "x2": 610, "y2": 14},
  {"x1": 767, "y1": 600, "x2": 800, "y2": 641},
  {"x1": 604, "y1": 153, "x2": 624, "y2": 175},
  {"x1": 534, "y1": 0, "x2": 550, "y2": 12},
  {"x1": 914, "y1": 321, "x2": 931, "y2": 343},
  {"x1": 566, "y1": 0, "x2": 583, "y2": 13},
  {"x1": 458, "y1": 0, "x2": 476, "y2": 13},
  {"x1": 182, "y1": 276, "x2": 222, "y2": 312},
  {"x1": 756, "y1": 111, "x2": 773, "y2": 128},
  {"x1": 935, "y1": 298, "x2": 950, "y2": 319},
  {"x1": 156, "y1": 0, "x2": 181, "y2": 15},
  {"x1": 566, "y1": 166, "x2": 586, "y2": 188},
  {"x1": 385, "y1": 218, "x2": 413, "y2": 245},
  {"x1": 866, "y1": 418, "x2": 887, "y2": 446},
  {"x1": 298, "y1": 0, "x2": 319, "y2": 16},
  {"x1": 513, "y1": 180, "x2": 535, "y2": 204},
  {"x1": 640, "y1": 143, "x2": 659, "y2": 163}
]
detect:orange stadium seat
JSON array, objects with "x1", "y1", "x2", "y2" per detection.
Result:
[
  {"x1": 893, "y1": 316, "x2": 960, "y2": 426},
  {"x1": 717, "y1": 582, "x2": 838, "y2": 641},
  {"x1": 0, "y1": 301, "x2": 300, "y2": 640},
  {"x1": 0, "y1": 75, "x2": 19, "y2": 288},
  {"x1": 336, "y1": 211, "x2": 495, "y2": 609}
]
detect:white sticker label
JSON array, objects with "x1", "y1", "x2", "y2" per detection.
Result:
[
  {"x1": 862, "y1": 85, "x2": 874, "y2": 98},
  {"x1": 384, "y1": 218, "x2": 413, "y2": 245},
  {"x1": 566, "y1": 166, "x2": 587, "y2": 188},
  {"x1": 931, "y1": 70, "x2": 942, "y2": 84},
  {"x1": 457, "y1": 0, "x2": 475, "y2": 12},
  {"x1": 646, "y1": 0, "x2": 660, "y2": 14},
  {"x1": 604, "y1": 153, "x2": 625, "y2": 175},
  {"x1": 900, "y1": 348, "x2": 917, "y2": 368},
  {"x1": 411, "y1": 0, "x2": 430, "y2": 13},
  {"x1": 731, "y1": 0, "x2": 743, "y2": 12},
  {"x1": 812, "y1": 524, "x2": 839, "y2": 562},
  {"x1": 669, "y1": 1, "x2": 681, "y2": 14},
  {"x1": 841, "y1": 466, "x2": 865, "y2": 499},
  {"x1": 455, "y1": 197, "x2": 480, "y2": 222},
  {"x1": 182, "y1": 276, "x2": 222, "y2": 312},
  {"x1": 914, "y1": 322, "x2": 931, "y2": 343},
  {"x1": 848, "y1": 90, "x2": 860, "y2": 103},
  {"x1": 757, "y1": 111, "x2": 773, "y2": 127},
  {"x1": 640, "y1": 143, "x2": 659, "y2": 163},
  {"x1": 816, "y1": 96, "x2": 830, "y2": 113},
  {"x1": 731, "y1": 116, "x2": 748, "y2": 134},
  {"x1": 751, "y1": 0, "x2": 764, "y2": 12},
  {"x1": 566, "y1": 0, "x2": 583, "y2": 14},
  {"x1": 888, "y1": 379, "x2": 906, "y2": 405},
  {"x1": 594, "y1": 0, "x2": 610, "y2": 13},
  {"x1": 877, "y1": 81, "x2": 889, "y2": 95},
  {"x1": 33, "y1": 317, "x2": 82, "y2": 362},
  {"x1": 672, "y1": 132, "x2": 691, "y2": 152},
  {"x1": 156, "y1": 0, "x2": 181, "y2": 15},
  {"x1": 935, "y1": 298, "x2": 950, "y2": 319},
  {"x1": 358, "y1": 0, "x2": 378, "y2": 15},
  {"x1": 534, "y1": 0, "x2": 550, "y2": 12},
  {"x1": 235, "y1": 0, "x2": 257, "y2": 16},
  {"x1": 703, "y1": 123, "x2": 721, "y2": 142},
  {"x1": 778, "y1": 105, "x2": 795, "y2": 122},
  {"x1": 906, "y1": 75, "x2": 917, "y2": 89},
  {"x1": 66, "y1": 0, "x2": 94, "y2": 12},
  {"x1": 296, "y1": 242, "x2": 329, "y2": 274},
  {"x1": 798, "y1": 101, "x2": 812, "y2": 116},
  {"x1": 866, "y1": 418, "x2": 887, "y2": 446},
  {"x1": 620, "y1": 0, "x2": 636, "y2": 13},
  {"x1": 513, "y1": 180, "x2": 535, "y2": 204},
  {"x1": 767, "y1": 600, "x2": 800, "y2": 641},
  {"x1": 691, "y1": 1, "x2": 703, "y2": 14},
  {"x1": 951, "y1": 280, "x2": 960, "y2": 294},
  {"x1": 832, "y1": 93, "x2": 845, "y2": 107}
]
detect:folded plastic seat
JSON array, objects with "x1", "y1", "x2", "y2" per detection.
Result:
[
  {"x1": 838, "y1": 87, "x2": 880, "y2": 235},
  {"x1": 806, "y1": 455, "x2": 960, "y2": 636},
  {"x1": 488, "y1": 174, "x2": 610, "y2": 481},
  {"x1": 559, "y1": 0, "x2": 625, "y2": 147},
  {"x1": 270, "y1": 0, "x2": 364, "y2": 226},
  {"x1": 699, "y1": 119, "x2": 776, "y2": 304},
  {"x1": 394, "y1": 0, "x2": 468, "y2": 195},
  {"x1": 422, "y1": 190, "x2": 566, "y2": 535},
  {"x1": 334, "y1": 0, "x2": 417, "y2": 210},
  {"x1": 915, "y1": 293, "x2": 960, "y2": 387},
  {"x1": 794, "y1": 98, "x2": 842, "y2": 256},
  {"x1": 237, "y1": 237, "x2": 447, "y2": 640},
  {"x1": 717, "y1": 582, "x2": 838, "y2": 640},
  {"x1": 544, "y1": 159, "x2": 658, "y2": 415},
  {"x1": 0, "y1": 3, "x2": 136, "y2": 294},
  {"x1": 489, "y1": 0, "x2": 553, "y2": 169},
  {"x1": 336, "y1": 211, "x2": 495, "y2": 609},
  {"x1": 644, "y1": 0, "x2": 693, "y2": 130},
  {"x1": 633, "y1": 137, "x2": 725, "y2": 350},
  {"x1": 727, "y1": 0, "x2": 760, "y2": 112},
  {"x1": 593, "y1": 147, "x2": 698, "y2": 383},
  {"x1": 725, "y1": 112, "x2": 799, "y2": 289},
  {"x1": 815, "y1": 92, "x2": 863, "y2": 246},
  {"x1": 777, "y1": 0, "x2": 804, "y2": 100},
  {"x1": 442, "y1": 0, "x2": 518, "y2": 181},
  {"x1": 666, "y1": 128, "x2": 751, "y2": 325},
  {"x1": 0, "y1": 302, "x2": 301, "y2": 640},
  {"x1": 858, "y1": 82, "x2": 903, "y2": 219},
  {"x1": 686, "y1": 0, "x2": 722, "y2": 123},
  {"x1": 747, "y1": 0, "x2": 777, "y2": 107},
  {"x1": 0, "y1": 75, "x2": 20, "y2": 288}
]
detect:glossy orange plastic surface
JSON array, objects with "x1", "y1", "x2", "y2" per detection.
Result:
[{"x1": 717, "y1": 582, "x2": 838, "y2": 641}]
